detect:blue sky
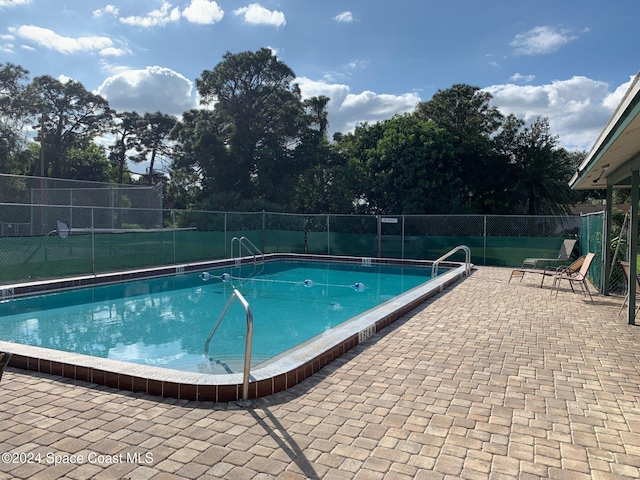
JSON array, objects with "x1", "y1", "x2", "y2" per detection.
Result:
[{"x1": 1, "y1": 0, "x2": 639, "y2": 151}]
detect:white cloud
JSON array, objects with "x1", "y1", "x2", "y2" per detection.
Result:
[
  {"x1": 8, "y1": 25, "x2": 119, "y2": 55},
  {"x1": 297, "y1": 77, "x2": 350, "y2": 106},
  {"x1": 182, "y1": 0, "x2": 224, "y2": 25},
  {"x1": 95, "y1": 66, "x2": 196, "y2": 116},
  {"x1": 98, "y1": 59, "x2": 132, "y2": 76},
  {"x1": 234, "y1": 4, "x2": 286, "y2": 27},
  {"x1": 346, "y1": 59, "x2": 369, "y2": 71},
  {"x1": 120, "y1": 2, "x2": 181, "y2": 28},
  {"x1": 297, "y1": 77, "x2": 421, "y2": 135},
  {"x1": 92, "y1": 5, "x2": 119, "y2": 18},
  {"x1": 510, "y1": 26, "x2": 580, "y2": 55},
  {"x1": 266, "y1": 45, "x2": 280, "y2": 57},
  {"x1": 100, "y1": 46, "x2": 128, "y2": 57},
  {"x1": 484, "y1": 75, "x2": 632, "y2": 150},
  {"x1": 322, "y1": 59, "x2": 370, "y2": 83},
  {"x1": 333, "y1": 11, "x2": 354, "y2": 23},
  {"x1": 602, "y1": 76, "x2": 633, "y2": 110},
  {"x1": 509, "y1": 73, "x2": 535, "y2": 83},
  {"x1": 0, "y1": 0, "x2": 31, "y2": 7}
]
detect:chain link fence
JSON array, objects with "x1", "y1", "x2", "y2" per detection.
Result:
[
  {"x1": 581, "y1": 210, "x2": 633, "y2": 296},
  {"x1": 0, "y1": 174, "x2": 162, "y2": 236},
  {"x1": 580, "y1": 212, "x2": 605, "y2": 292},
  {"x1": 1, "y1": 202, "x2": 585, "y2": 286}
]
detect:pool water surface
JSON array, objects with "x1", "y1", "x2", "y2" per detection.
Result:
[{"x1": 0, "y1": 260, "x2": 435, "y2": 374}]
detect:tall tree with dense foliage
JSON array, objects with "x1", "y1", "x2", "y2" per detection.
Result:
[
  {"x1": 28, "y1": 75, "x2": 113, "y2": 178},
  {"x1": 332, "y1": 121, "x2": 385, "y2": 213},
  {"x1": 195, "y1": 48, "x2": 304, "y2": 200},
  {"x1": 64, "y1": 144, "x2": 116, "y2": 182},
  {"x1": 345, "y1": 114, "x2": 460, "y2": 214},
  {"x1": 170, "y1": 108, "x2": 228, "y2": 202},
  {"x1": 508, "y1": 117, "x2": 577, "y2": 215},
  {"x1": 292, "y1": 96, "x2": 360, "y2": 213},
  {"x1": 414, "y1": 84, "x2": 508, "y2": 213},
  {"x1": 0, "y1": 63, "x2": 33, "y2": 173},
  {"x1": 109, "y1": 111, "x2": 142, "y2": 184},
  {"x1": 133, "y1": 111, "x2": 176, "y2": 186}
]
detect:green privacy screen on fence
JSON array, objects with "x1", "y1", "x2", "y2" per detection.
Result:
[
  {"x1": 580, "y1": 211, "x2": 604, "y2": 292},
  {"x1": 0, "y1": 203, "x2": 583, "y2": 286}
]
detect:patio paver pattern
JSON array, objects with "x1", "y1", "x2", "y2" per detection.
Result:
[{"x1": 2, "y1": 266, "x2": 640, "y2": 479}]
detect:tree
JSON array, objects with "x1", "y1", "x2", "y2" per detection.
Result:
[
  {"x1": 260, "y1": 96, "x2": 332, "y2": 208},
  {"x1": 65, "y1": 144, "x2": 116, "y2": 183},
  {"x1": 133, "y1": 112, "x2": 176, "y2": 186},
  {"x1": 0, "y1": 63, "x2": 32, "y2": 173},
  {"x1": 415, "y1": 84, "x2": 507, "y2": 213},
  {"x1": 347, "y1": 114, "x2": 459, "y2": 214},
  {"x1": 170, "y1": 108, "x2": 228, "y2": 201},
  {"x1": 331, "y1": 121, "x2": 385, "y2": 213},
  {"x1": 109, "y1": 111, "x2": 142, "y2": 184},
  {"x1": 28, "y1": 75, "x2": 112, "y2": 178},
  {"x1": 195, "y1": 48, "x2": 304, "y2": 199},
  {"x1": 416, "y1": 84, "x2": 503, "y2": 136},
  {"x1": 292, "y1": 96, "x2": 346, "y2": 213},
  {"x1": 508, "y1": 117, "x2": 577, "y2": 215}
]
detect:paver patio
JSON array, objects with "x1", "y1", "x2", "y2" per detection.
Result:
[{"x1": 2, "y1": 266, "x2": 640, "y2": 479}]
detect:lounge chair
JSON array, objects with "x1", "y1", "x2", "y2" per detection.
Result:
[
  {"x1": 521, "y1": 238, "x2": 577, "y2": 268},
  {"x1": 618, "y1": 261, "x2": 640, "y2": 316},
  {"x1": 509, "y1": 254, "x2": 587, "y2": 287},
  {"x1": 0, "y1": 352, "x2": 11, "y2": 383},
  {"x1": 551, "y1": 252, "x2": 595, "y2": 300}
]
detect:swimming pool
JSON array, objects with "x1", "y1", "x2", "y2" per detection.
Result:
[{"x1": 0, "y1": 254, "x2": 469, "y2": 401}]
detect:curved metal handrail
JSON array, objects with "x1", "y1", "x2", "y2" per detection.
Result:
[
  {"x1": 431, "y1": 245, "x2": 471, "y2": 278},
  {"x1": 231, "y1": 236, "x2": 264, "y2": 264},
  {"x1": 204, "y1": 288, "x2": 254, "y2": 407}
]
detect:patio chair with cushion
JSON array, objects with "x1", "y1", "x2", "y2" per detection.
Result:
[
  {"x1": 521, "y1": 238, "x2": 577, "y2": 269},
  {"x1": 551, "y1": 252, "x2": 596, "y2": 300},
  {"x1": 617, "y1": 261, "x2": 640, "y2": 316},
  {"x1": 509, "y1": 253, "x2": 586, "y2": 287},
  {"x1": 0, "y1": 352, "x2": 11, "y2": 383}
]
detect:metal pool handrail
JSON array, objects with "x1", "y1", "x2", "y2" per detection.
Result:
[
  {"x1": 231, "y1": 236, "x2": 264, "y2": 264},
  {"x1": 431, "y1": 245, "x2": 471, "y2": 278},
  {"x1": 204, "y1": 288, "x2": 254, "y2": 407}
]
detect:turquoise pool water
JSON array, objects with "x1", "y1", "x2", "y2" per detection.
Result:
[{"x1": 0, "y1": 260, "x2": 434, "y2": 374}]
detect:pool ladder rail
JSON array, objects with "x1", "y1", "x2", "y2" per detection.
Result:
[
  {"x1": 231, "y1": 236, "x2": 264, "y2": 264},
  {"x1": 431, "y1": 245, "x2": 471, "y2": 278},
  {"x1": 204, "y1": 288, "x2": 254, "y2": 407},
  {"x1": 231, "y1": 236, "x2": 265, "y2": 279}
]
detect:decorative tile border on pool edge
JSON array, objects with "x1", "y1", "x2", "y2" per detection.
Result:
[{"x1": 0, "y1": 254, "x2": 469, "y2": 402}]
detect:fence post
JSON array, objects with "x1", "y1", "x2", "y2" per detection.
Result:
[
  {"x1": 224, "y1": 212, "x2": 228, "y2": 258},
  {"x1": 483, "y1": 216, "x2": 487, "y2": 266},
  {"x1": 327, "y1": 215, "x2": 330, "y2": 255},
  {"x1": 377, "y1": 215, "x2": 381, "y2": 258},
  {"x1": 91, "y1": 208, "x2": 95, "y2": 275},
  {"x1": 401, "y1": 215, "x2": 405, "y2": 259},
  {"x1": 262, "y1": 211, "x2": 266, "y2": 254},
  {"x1": 172, "y1": 210, "x2": 176, "y2": 264}
]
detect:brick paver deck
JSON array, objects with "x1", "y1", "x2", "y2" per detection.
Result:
[{"x1": 2, "y1": 266, "x2": 640, "y2": 479}]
